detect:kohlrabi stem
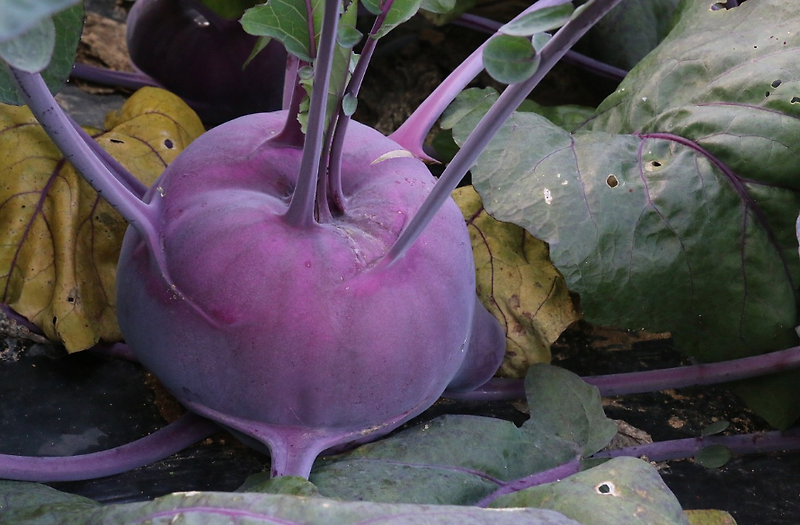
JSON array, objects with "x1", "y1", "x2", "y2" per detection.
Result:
[
  {"x1": 67, "y1": 114, "x2": 148, "y2": 199},
  {"x1": 383, "y1": 0, "x2": 625, "y2": 264},
  {"x1": 327, "y1": 1, "x2": 393, "y2": 213},
  {"x1": 477, "y1": 426, "x2": 800, "y2": 507},
  {"x1": 0, "y1": 413, "x2": 218, "y2": 482},
  {"x1": 70, "y1": 62, "x2": 162, "y2": 90},
  {"x1": 390, "y1": 0, "x2": 572, "y2": 159},
  {"x1": 475, "y1": 459, "x2": 581, "y2": 507},
  {"x1": 283, "y1": 54, "x2": 301, "y2": 110},
  {"x1": 445, "y1": 344, "x2": 800, "y2": 401},
  {"x1": 453, "y1": 13, "x2": 627, "y2": 82},
  {"x1": 9, "y1": 67, "x2": 156, "y2": 233},
  {"x1": 284, "y1": 0, "x2": 341, "y2": 227}
]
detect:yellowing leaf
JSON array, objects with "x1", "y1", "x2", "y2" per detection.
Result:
[
  {"x1": 0, "y1": 87, "x2": 204, "y2": 352},
  {"x1": 452, "y1": 185, "x2": 579, "y2": 377},
  {"x1": 685, "y1": 509, "x2": 737, "y2": 525}
]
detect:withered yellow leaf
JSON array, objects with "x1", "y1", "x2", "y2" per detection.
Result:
[
  {"x1": 685, "y1": 509, "x2": 737, "y2": 525},
  {"x1": 0, "y1": 87, "x2": 204, "y2": 352},
  {"x1": 453, "y1": 185, "x2": 580, "y2": 377}
]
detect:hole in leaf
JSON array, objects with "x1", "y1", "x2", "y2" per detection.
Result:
[
  {"x1": 772, "y1": 79, "x2": 782, "y2": 88},
  {"x1": 595, "y1": 481, "x2": 618, "y2": 495},
  {"x1": 164, "y1": 139, "x2": 174, "y2": 149},
  {"x1": 52, "y1": 317, "x2": 57, "y2": 325},
  {"x1": 791, "y1": 97, "x2": 800, "y2": 104},
  {"x1": 109, "y1": 138, "x2": 124, "y2": 144},
  {"x1": 606, "y1": 175, "x2": 619, "y2": 188},
  {"x1": 765, "y1": 91, "x2": 770, "y2": 97}
]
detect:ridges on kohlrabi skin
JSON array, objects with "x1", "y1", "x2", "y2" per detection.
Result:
[{"x1": 2, "y1": 0, "x2": 626, "y2": 482}]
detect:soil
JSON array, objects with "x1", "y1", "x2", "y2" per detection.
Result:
[{"x1": 2, "y1": 1, "x2": 799, "y2": 523}]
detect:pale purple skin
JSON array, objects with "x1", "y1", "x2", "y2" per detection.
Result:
[{"x1": 116, "y1": 111, "x2": 503, "y2": 478}]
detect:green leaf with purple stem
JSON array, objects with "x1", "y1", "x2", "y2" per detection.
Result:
[{"x1": 450, "y1": 0, "x2": 800, "y2": 428}]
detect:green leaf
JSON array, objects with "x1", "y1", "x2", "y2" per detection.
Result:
[
  {"x1": 576, "y1": 0, "x2": 680, "y2": 70},
  {"x1": 0, "y1": 17, "x2": 55, "y2": 73},
  {"x1": 243, "y1": 365, "x2": 615, "y2": 505},
  {"x1": 0, "y1": 0, "x2": 78, "y2": 42},
  {"x1": 342, "y1": 93, "x2": 358, "y2": 115},
  {"x1": 0, "y1": 4, "x2": 82, "y2": 105},
  {"x1": 337, "y1": 23, "x2": 362, "y2": 49},
  {"x1": 491, "y1": 457, "x2": 690, "y2": 525},
  {"x1": 418, "y1": 0, "x2": 476, "y2": 26},
  {"x1": 483, "y1": 34, "x2": 540, "y2": 84},
  {"x1": 500, "y1": 4, "x2": 574, "y2": 37},
  {"x1": 0, "y1": 479, "x2": 584, "y2": 525},
  {"x1": 241, "y1": 0, "x2": 324, "y2": 62},
  {"x1": 420, "y1": 0, "x2": 456, "y2": 15},
  {"x1": 700, "y1": 421, "x2": 730, "y2": 437},
  {"x1": 695, "y1": 444, "x2": 732, "y2": 469},
  {"x1": 363, "y1": 0, "x2": 424, "y2": 39},
  {"x1": 455, "y1": 0, "x2": 800, "y2": 428}
]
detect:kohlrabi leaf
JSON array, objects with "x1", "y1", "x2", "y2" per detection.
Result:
[
  {"x1": 483, "y1": 34, "x2": 540, "y2": 85},
  {"x1": 418, "y1": 0, "x2": 475, "y2": 26},
  {"x1": 0, "y1": 17, "x2": 55, "y2": 73},
  {"x1": 0, "y1": 87, "x2": 204, "y2": 352},
  {"x1": 684, "y1": 509, "x2": 738, "y2": 525},
  {"x1": 241, "y1": 0, "x2": 324, "y2": 62},
  {"x1": 499, "y1": 4, "x2": 574, "y2": 37},
  {"x1": 420, "y1": 0, "x2": 456, "y2": 15},
  {"x1": 362, "y1": 0, "x2": 424, "y2": 39},
  {"x1": 453, "y1": 0, "x2": 800, "y2": 428},
  {"x1": 0, "y1": 0, "x2": 78, "y2": 42},
  {"x1": 452, "y1": 185, "x2": 580, "y2": 377},
  {"x1": 243, "y1": 364, "x2": 615, "y2": 505},
  {"x1": 576, "y1": 0, "x2": 680, "y2": 70},
  {"x1": 490, "y1": 457, "x2": 690, "y2": 525},
  {"x1": 0, "y1": 4, "x2": 82, "y2": 105},
  {"x1": 0, "y1": 479, "x2": 583, "y2": 525}
]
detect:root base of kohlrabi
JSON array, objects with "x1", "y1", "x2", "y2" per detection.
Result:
[{"x1": 115, "y1": 110, "x2": 505, "y2": 479}]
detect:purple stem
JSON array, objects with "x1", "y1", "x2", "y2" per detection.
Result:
[
  {"x1": 283, "y1": 0, "x2": 341, "y2": 227},
  {"x1": 66, "y1": 114, "x2": 148, "y2": 199},
  {"x1": 9, "y1": 67, "x2": 155, "y2": 231},
  {"x1": 390, "y1": 0, "x2": 590, "y2": 159},
  {"x1": 0, "y1": 413, "x2": 218, "y2": 482},
  {"x1": 70, "y1": 62, "x2": 162, "y2": 90},
  {"x1": 445, "y1": 344, "x2": 800, "y2": 401},
  {"x1": 477, "y1": 425, "x2": 800, "y2": 507},
  {"x1": 327, "y1": 0, "x2": 395, "y2": 213},
  {"x1": 475, "y1": 459, "x2": 581, "y2": 507},
  {"x1": 453, "y1": 13, "x2": 627, "y2": 82},
  {"x1": 383, "y1": 0, "x2": 625, "y2": 264},
  {"x1": 8, "y1": 67, "x2": 214, "y2": 320}
]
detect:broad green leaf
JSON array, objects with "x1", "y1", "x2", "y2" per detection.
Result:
[
  {"x1": 694, "y1": 444, "x2": 731, "y2": 469},
  {"x1": 491, "y1": 457, "x2": 690, "y2": 525},
  {"x1": 418, "y1": 0, "x2": 475, "y2": 26},
  {"x1": 483, "y1": 34, "x2": 540, "y2": 84},
  {"x1": 363, "y1": 0, "x2": 424, "y2": 39},
  {"x1": 0, "y1": 17, "x2": 55, "y2": 73},
  {"x1": 452, "y1": 186, "x2": 580, "y2": 377},
  {"x1": 241, "y1": 0, "x2": 324, "y2": 62},
  {"x1": 576, "y1": 0, "x2": 680, "y2": 69},
  {"x1": 0, "y1": 4, "x2": 83, "y2": 105},
  {"x1": 0, "y1": 87, "x2": 204, "y2": 352},
  {"x1": 0, "y1": 0, "x2": 78, "y2": 42},
  {"x1": 420, "y1": 0, "x2": 455, "y2": 15},
  {"x1": 0, "y1": 479, "x2": 583, "y2": 525},
  {"x1": 685, "y1": 509, "x2": 737, "y2": 525},
  {"x1": 244, "y1": 365, "x2": 615, "y2": 505},
  {"x1": 454, "y1": 0, "x2": 800, "y2": 428},
  {"x1": 500, "y1": 4, "x2": 574, "y2": 37}
]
